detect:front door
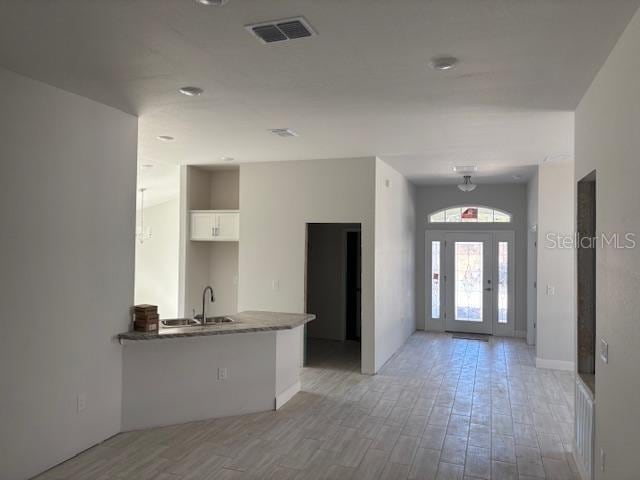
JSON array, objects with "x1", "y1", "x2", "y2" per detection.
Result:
[{"x1": 444, "y1": 233, "x2": 494, "y2": 334}]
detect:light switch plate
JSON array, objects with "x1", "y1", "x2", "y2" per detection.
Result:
[
  {"x1": 600, "y1": 338, "x2": 608, "y2": 364},
  {"x1": 77, "y1": 393, "x2": 86, "y2": 412},
  {"x1": 546, "y1": 285, "x2": 555, "y2": 296},
  {"x1": 218, "y1": 367, "x2": 228, "y2": 380}
]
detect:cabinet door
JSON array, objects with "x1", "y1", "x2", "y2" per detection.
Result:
[
  {"x1": 191, "y1": 212, "x2": 215, "y2": 240},
  {"x1": 214, "y1": 212, "x2": 239, "y2": 241}
]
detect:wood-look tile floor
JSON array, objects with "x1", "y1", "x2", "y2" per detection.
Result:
[{"x1": 34, "y1": 333, "x2": 578, "y2": 480}]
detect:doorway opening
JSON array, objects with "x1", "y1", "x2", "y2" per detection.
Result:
[
  {"x1": 427, "y1": 230, "x2": 515, "y2": 336},
  {"x1": 304, "y1": 223, "x2": 361, "y2": 372},
  {"x1": 577, "y1": 170, "x2": 596, "y2": 395}
]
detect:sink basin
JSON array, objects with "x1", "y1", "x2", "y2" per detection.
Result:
[
  {"x1": 204, "y1": 316, "x2": 234, "y2": 324},
  {"x1": 160, "y1": 316, "x2": 234, "y2": 329},
  {"x1": 161, "y1": 318, "x2": 200, "y2": 328}
]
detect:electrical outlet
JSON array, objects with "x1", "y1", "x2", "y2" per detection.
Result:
[
  {"x1": 601, "y1": 449, "x2": 605, "y2": 471},
  {"x1": 218, "y1": 367, "x2": 228, "y2": 380},
  {"x1": 77, "y1": 393, "x2": 86, "y2": 413},
  {"x1": 600, "y1": 338, "x2": 609, "y2": 364}
]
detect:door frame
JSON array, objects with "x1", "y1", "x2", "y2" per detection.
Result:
[{"x1": 426, "y1": 230, "x2": 516, "y2": 336}]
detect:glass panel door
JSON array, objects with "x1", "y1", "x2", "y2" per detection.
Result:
[{"x1": 445, "y1": 233, "x2": 493, "y2": 334}]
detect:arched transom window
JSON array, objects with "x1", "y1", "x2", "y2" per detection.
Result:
[{"x1": 429, "y1": 206, "x2": 512, "y2": 223}]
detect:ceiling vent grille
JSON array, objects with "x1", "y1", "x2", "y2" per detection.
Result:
[
  {"x1": 246, "y1": 17, "x2": 316, "y2": 44},
  {"x1": 270, "y1": 128, "x2": 299, "y2": 138}
]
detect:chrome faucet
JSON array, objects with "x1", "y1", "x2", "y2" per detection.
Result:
[{"x1": 194, "y1": 286, "x2": 215, "y2": 324}]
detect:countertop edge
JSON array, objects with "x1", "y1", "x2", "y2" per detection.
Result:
[{"x1": 117, "y1": 311, "x2": 315, "y2": 343}]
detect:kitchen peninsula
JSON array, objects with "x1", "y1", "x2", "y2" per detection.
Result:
[{"x1": 119, "y1": 311, "x2": 314, "y2": 431}]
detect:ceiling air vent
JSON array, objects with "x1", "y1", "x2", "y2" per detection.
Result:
[
  {"x1": 270, "y1": 128, "x2": 299, "y2": 138},
  {"x1": 246, "y1": 17, "x2": 316, "y2": 44}
]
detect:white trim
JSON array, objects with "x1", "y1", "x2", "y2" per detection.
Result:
[
  {"x1": 535, "y1": 357, "x2": 575, "y2": 371},
  {"x1": 572, "y1": 451, "x2": 591, "y2": 480},
  {"x1": 275, "y1": 380, "x2": 301, "y2": 410}
]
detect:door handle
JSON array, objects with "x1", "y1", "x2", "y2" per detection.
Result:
[{"x1": 484, "y1": 287, "x2": 492, "y2": 291}]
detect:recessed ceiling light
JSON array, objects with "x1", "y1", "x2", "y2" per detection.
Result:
[
  {"x1": 512, "y1": 175, "x2": 521, "y2": 180},
  {"x1": 429, "y1": 56, "x2": 459, "y2": 71},
  {"x1": 157, "y1": 135, "x2": 175, "y2": 142},
  {"x1": 195, "y1": 0, "x2": 229, "y2": 5},
  {"x1": 178, "y1": 86, "x2": 204, "y2": 97},
  {"x1": 221, "y1": 156, "x2": 234, "y2": 162}
]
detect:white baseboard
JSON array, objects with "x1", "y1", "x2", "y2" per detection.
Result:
[
  {"x1": 275, "y1": 380, "x2": 301, "y2": 410},
  {"x1": 515, "y1": 330, "x2": 527, "y2": 338},
  {"x1": 536, "y1": 357, "x2": 575, "y2": 371}
]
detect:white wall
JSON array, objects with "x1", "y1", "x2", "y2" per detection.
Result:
[
  {"x1": 535, "y1": 159, "x2": 575, "y2": 370},
  {"x1": 122, "y1": 333, "x2": 276, "y2": 431},
  {"x1": 526, "y1": 171, "x2": 539, "y2": 346},
  {"x1": 238, "y1": 158, "x2": 377, "y2": 373},
  {"x1": 575, "y1": 8, "x2": 640, "y2": 478},
  {"x1": 134, "y1": 198, "x2": 180, "y2": 318},
  {"x1": 0, "y1": 68, "x2": 137, "y2": 480},
  {"x1": 374, "y1": 159, "x2": 416, "y2": 371},
  {"x1": 415, "y1": 184, "x2": 528, "y2": 335},
  {"x1": 275, "y1": 326, "x2": 304, "y2": 407}
]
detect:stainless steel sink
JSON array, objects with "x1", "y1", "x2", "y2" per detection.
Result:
[
  {"x1": 160, "y1": 317, "x2": 234, "y2": 329},
  {"x1": 160, "y1": 318, "x2": 200, "y2": 328},
  {"x1": 204, "y1": 316, "x2": 234, "y2": 325}
]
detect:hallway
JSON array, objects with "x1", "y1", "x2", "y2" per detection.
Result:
[{"x1": 36, "y1": 333, "x2": 577, "y2": 479}]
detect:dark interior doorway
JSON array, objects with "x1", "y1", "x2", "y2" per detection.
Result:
[
  {"x1": 305, "y1": 223, "x2": 361, "y2": 370},
  {"x1": 577, "y1": 170, "x2": 596, "y2": 395},
  {"x1": 346, "y1": 230, "x2": 361, "y2": 341}
]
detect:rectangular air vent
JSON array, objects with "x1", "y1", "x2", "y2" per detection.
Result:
[
  {"x1": 270, "y1": 128, "x2": 299, "y2": 138},
  {"x1": 246, "y1": 17, "x2": 316, "y2": 44}
]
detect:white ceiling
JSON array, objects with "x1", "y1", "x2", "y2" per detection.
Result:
[{"x1": 0, "y1": 0, "x2": 638, "y2": 192}]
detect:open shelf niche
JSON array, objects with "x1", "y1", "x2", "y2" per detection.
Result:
[{"x1": 183, "y1": 166, "x2": 240, "y2": 318}]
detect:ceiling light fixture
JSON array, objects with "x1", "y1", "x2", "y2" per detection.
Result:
[
  {"x1": 157, "y1": 135, "x2": 175, "y2": 142},
  {"x1": 453, "y1": 165, "x2": 477, "y2": 173},
  {"x1": 457, "y1": 175, "x2": 477, "y2": 192},
  {"x1": 429, "y1": 56, "x2": 459, "y2": 71},
  {"x1": 178, "y1": 86, "x2": 204, "y2": 96},
  {"x1": 195, "y1": 0, "x2": 230, "y2": 6}
]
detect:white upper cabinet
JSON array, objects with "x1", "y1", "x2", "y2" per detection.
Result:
[{"x1": 190, "y1": 210, "x2": 239, "y2": 241}]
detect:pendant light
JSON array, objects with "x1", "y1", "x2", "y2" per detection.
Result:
[{"x1": 458, "y1": 175, "x2": 477, "y2": 192}]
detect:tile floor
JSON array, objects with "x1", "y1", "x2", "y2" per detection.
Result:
[{"x1": 34, "y1": 332, "x2": 578, "y2": 480}]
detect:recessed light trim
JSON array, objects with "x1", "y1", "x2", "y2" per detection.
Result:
[
  {"x1": 429, "y1": 56, "x2": 459, "y2": 71},
  {"x1": 195, "y1": 0, "x2": 229, "y2": 6},
  {"x1": 157, "y1": 135, "x2": 175, "y2": 142},
  {"x1": 178, "y1": 86, "x2": 204, "y2": 97},
  {"x1": 221, "y1": 156, "x2": 235, "y2": 162}
]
